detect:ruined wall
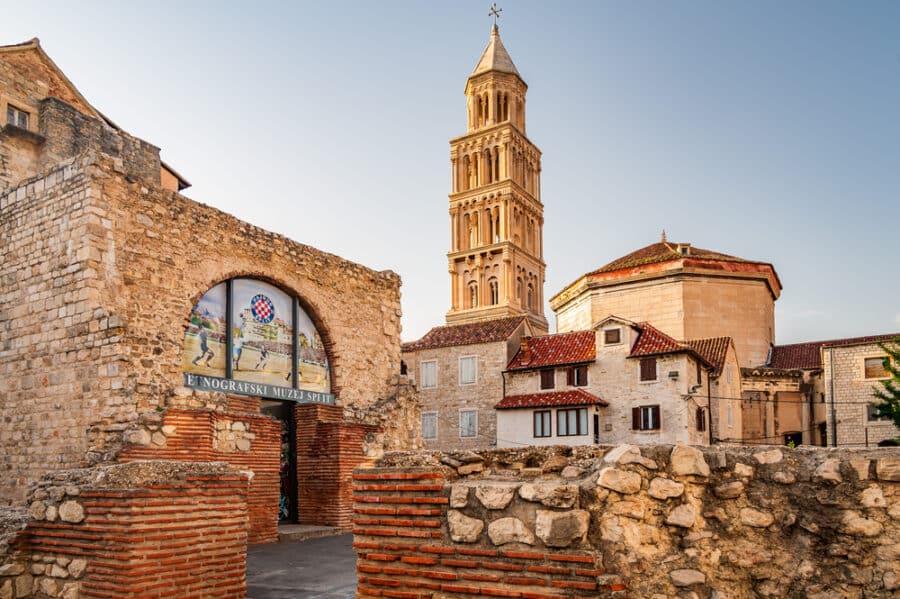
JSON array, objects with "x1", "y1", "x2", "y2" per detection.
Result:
[
  {"x1": 0, "y1": 462, "x2": 249, "y2": 598},
  {"x1": 354, "y1": 444, "x2": 900, "y2": 598}
]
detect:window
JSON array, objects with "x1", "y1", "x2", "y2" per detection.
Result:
[
  {"x1": 632, "y1": 405, "x2": 661, "y2": 431},
  {"x1": 459, "y1": 409, "x2": 477, "y2": 438},
  {"x1": 422, "y1": 412, "x2": 438, "y2": 440},
  {"x1": 864, "y1": 357, "x2": 890, "y2": 379},
  {"x1": 488, "y1": 278, "x2": 499, "y2": 305},
  {"x1": 400, "y1": 360, "x2": 408, "y2": 376},
  {"x1": 566, "y1": 365, "x2": 588, "y2": 387},
  {"x1": 6, "y1": 104, "x2": 29, "y2": 129},
  {"x1": 696, "y1": 361, "x2": 702, "y2": 385},
  {"x1": 726, "y1": 364, "x2": 733, "y2": 384},
  {"x1": 557, "y1": 408, "x2": 588, "y2": 436},
  {"x1": 540, "y1": 369, "x2": 555, "y2": 390},
  {"x1": 459, "y1": 356, "x2": 477, "y2": 385},
  {"x1": 866, "y1": 404, "x2": 892, "y2": 423},
  {"x1": 534, "y1": 410, "x2": 551, "y2": 438},
  {"x1": 639, "y1": 358, "x2": 657, "y2": 382},
  {"x1": 696, "y1": 407, "x2": 706, "y2": 432},
  {"x1": 604, "y1": 328, "x2": 621, "y2": 345},
  {"x1": 468, "y1": 282, "x2": 479, "y2": 308},
  {"x1": 420, "y1": 360, "x2": 437, "y2": 389},
  {"x1": 526, "y1": 284, "x2": 534, "y2": 310},
  {"x1": 727, "y1": 400, "x2": 733, "y2": 427}
]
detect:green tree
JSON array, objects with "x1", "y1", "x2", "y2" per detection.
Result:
[{"x1": 872, "y1": 336, "x2": 900, "y2": 430}]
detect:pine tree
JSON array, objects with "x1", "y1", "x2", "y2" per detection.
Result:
[{"x1": 872, "y1": 336, "x2": 900, "y2": 431}]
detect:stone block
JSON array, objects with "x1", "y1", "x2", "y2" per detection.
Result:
[
  {"x1": 488, "y1": 517, "x2": 535, "y2": 545},
  {"x1": 648, "y1": 477, "x2": 684, "y2": 499},
  {"x1": 447, "y1": 509, "x2": 483, "y2": 543},
  {"x1": 535, "y1": 509, "x2": 589, "y2": 548},
  {"x1": 666, "y1": 503, "x2": 696, "y2": 528},
  {"x1": 597, "y1": 467, "x2": 642, "y2": 494},
  {"x1": 518, "y1": 482, "x2": 578, "y2": 508},
  {"x1": 475, "y1": 484, "x2": 518, "y2": 509},
  {"x1": 670, "y1": 569, "x2": 706, "y2": 587},
  {"x1": 740, "y1": 508, "x2": 774, "y2": 528},
  {"x1": 669, "y1": 445, "x2": 710, "y2": 477}
]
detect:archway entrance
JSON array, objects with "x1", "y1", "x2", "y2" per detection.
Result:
[{"x1": 261, "y1": 399, "x2": 297, "y2": 523}]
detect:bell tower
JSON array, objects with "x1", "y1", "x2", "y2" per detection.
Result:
[{"x1": 445, "y1": 24, "x2": 548, "y2": 334}]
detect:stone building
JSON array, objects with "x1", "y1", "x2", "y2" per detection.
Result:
[
  {"x1": 402, "y1": 316, "x2": 532, "y2": 451},
  {"x1": 446, "y1": 24, "x2": 548, "y2": 335},
  {"x1": 0, "y1": 37, "x2": 417, "y2": 553},
  {"x1": 549, "y1": 234, "x2": 782, "y2": 369},
  {"x1": 496, "y1": 317, "x2": 741, "y2": 447}
]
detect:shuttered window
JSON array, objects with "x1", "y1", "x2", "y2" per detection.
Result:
[
  {"x1": 540, "y1": 369, "x2": 555, "y2": 389},
  {"x1": 459, "y1": 356, "x2": 477, "y2": 385},
  {"x1": 422, "y1": 412, "x2": 437, "y2": 439},
  {"x1": 459, "y1": 410, "x2": 477, "y2": 438},
  {"x1": 604, "y1": 329, "x2": 621, "y2": 344},
  {"x1": 639, "y1": 358, "x2": 657, "y2": 381},
  {"x1": 696, "y1": 407, "x2": 706, "y2": 432},
  {"x1": 420, "y1": 361, "x2": 437, "y2": 388},
  {"x1": 632, "y1": 405, "x2": 661, "y2": 430},
  {"x1": 567, "y1": 366, "x2": 588, "y2": 387}
]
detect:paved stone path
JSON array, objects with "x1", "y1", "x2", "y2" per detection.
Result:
[{"x1": 247, "y1": 533, "x2": 356, "y2": 599}]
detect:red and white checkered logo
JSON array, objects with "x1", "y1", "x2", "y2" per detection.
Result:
[{"x1": 250, "y1": 294, "x2": 275, "y2": 323}]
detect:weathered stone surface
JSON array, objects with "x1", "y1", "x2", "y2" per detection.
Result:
[
  {"x1": 603, "y1": 444, "x2": 658, "y2": 469},
  {"x1": 610, "y1": 500, "x2": 645, "y2": 520},
  {"x1": 67, "y1": 559, "x2": 87, "y2": 578},
  {"x1": 666, "y1": 503, "x2": 696, "y2": 528},
  {"x1": 849, "y1": 459, "x2": 870, "y2": 481},
  {"x1": 560, "y1": 465, "x2": 584, "y2": 479},
  {"x1": 476, "y1": 484, "x2": 518, "y2": 509},
  {"x1": 714, "y1": 481, "x2": 744, "y2": 499},
  {"x1": 597, "y1": 467, "x2": 642, "y2": 494},
  {"x1": 150, "y1": 431, "x2": 167, "y2": 446},
  {"x1": 648, "y1": 477, "x2": 684, "y2": 499},
  {"x1": 50, "y1": 564, "x2": 69, "y2": 578},
  {"x1": 488, "y1": 517, "x2": 535, "y2": 545},
  {"x1": 841, "y1": 511, "x2": 883, "y2": 537},
  {"x1": 60, "y1": 582, "x2": 79, "y2": 599},
  {"x1": 740, "y1": 508, "x2": 774, "y2": 528},
  {"x1": 29, "y1": 500, "x2": 46, "y2": 520},
  {"x1": 235, "y1": 438, "x2": 251, "y2": 451},
  {"x1": 771, "y1": 471, "x2": 796, "y2": 484},
  {"x1": 541, "y1": 454, "x2": 568, "y2": 473},
  {"x1": 734, "y1": 463, "x2": 753, "y2": 477},
  {"x1": 0, "y1": 580, "x2": 10, "y2": 599},
  {"x1": 876, "y1": 457, "x2": 900, "y2": 481},
  {"x1": 39, "y1": 577, "x2": 59, "y2": 597},
  {"x1": 815, "y1": 459, "x2": 842, "y2": 484},
  {"x1": 124, "y1": 428, "x2": 151, "y2": 446},
  {"x1": 535, "y1": 509, "x2": 589, "y2": 548},
  {"x1": 450, "y1": 485, "x2": 469, "y2": 508},
  {"x1": 58, "y1": 500, "x2": 85, "y2": 523},
  {"x1": 753, "y1": 449, "x2": 783, "y2": 465},
  {"x1": 0, "y1": 564, "x2": 24, "y2": 576},
  {"x1": 859, "y1": 485, "x2": 885, "y2": 508},
  {"x1": 519, "y1": 482, "x2": 578, "y2": 508},
  {"x1": 669, "y1": 445, "x2": 710, "y2": 477},
  {"x1": 457, "y1": 462, "x2": 483, "y2": 476},
  {"x1": 448, "y1": 509, "x2": 483, "y2": 543},
  {"x1": 670, "y1": 569, "x2": 706, "y2": 587},
  {"x1": 14, "y1": 574, "x2": 32, "y2": 598}
]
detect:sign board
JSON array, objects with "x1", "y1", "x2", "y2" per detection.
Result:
[{"x1": 183, "y1": 373, "x2": 335, "y2": 405}]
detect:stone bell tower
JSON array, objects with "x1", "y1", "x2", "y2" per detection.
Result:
[{"x1": 445, "y1": 24, "x2": 548, "y2": 334}]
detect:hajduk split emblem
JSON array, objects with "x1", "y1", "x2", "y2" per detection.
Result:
[{"x1": 250, "y1": 294, "x2": 275, "y2": 323}]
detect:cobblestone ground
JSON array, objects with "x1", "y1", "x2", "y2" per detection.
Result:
[{"x1": 247, "y1": 533, "x2": 356, "y2": 599}]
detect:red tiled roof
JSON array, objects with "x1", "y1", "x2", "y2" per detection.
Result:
[
  {"x1": 401, "y1": 316, "x2": 526, "y2": 352},
  {"x1": 588, "y1": 242, "x2": 748, "y2": 276},
  {"x1": 687, "y1": 337, "x2": 732, "y2": 377},
  {"x1": 495, "y1": 389, "x2": 608, "y2": 410},
  {"x1": 506, "y1": 330, "x2": 596, "y2": 371},
  {"x1": 628, "y1": 323, "x2": 713, "y2": 368},
  {"x1": 768, "y1": 333, "x2": 900, "y2": 370}
]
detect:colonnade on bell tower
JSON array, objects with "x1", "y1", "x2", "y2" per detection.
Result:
[{"x1": 445, "y1": 24, "x2": 548, "y2": 334}]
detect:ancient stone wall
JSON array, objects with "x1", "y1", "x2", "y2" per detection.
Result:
[
  {"x1": 0, "y1": 462, "x2": 249, "y2": 598},
  {"x1": 354, "y1": 444, "x2": 900, "y2": 598}
]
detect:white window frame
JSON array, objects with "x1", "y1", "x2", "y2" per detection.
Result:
[
  {"x1": 603, "y1": 327, "x2": 623, "y2": 346},
  {"x1": 421, "y1": 411, "x2": 438, "y2": 440},
  {"x1": 636, "y1": 405, "x2": 661, "y2": 431},
  {"x1": 459, "y1": 355, "x2": 477, "y2": 386},
  {"x1": 865, "y1": 404, "x2": 892, "y2": 424},
  {"x1": 459, "y1": 409, "x2": 478, "y2": 438},
  {"x1": 420, "y1": 360, "x2": 437, "y2": 389},
  {"x1": 862, "y1": 356, "x2": 890, "y2": 380},
  {"x1": 4, "y1": 101, "x2": 31, "y2": 130}
]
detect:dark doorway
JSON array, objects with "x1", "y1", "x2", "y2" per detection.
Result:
[
  {"x1": 261, "y1": 400, "x2": 297, "y2": 523},
  {"x1": 818, "y1": 422, "x2": 827, "y2": 447},
  {"x1": 593, "y1": 414, "x2": 600, "y2": 444},
  {"x1": 784, "y1": 431, "x2": 802, "y2": 447}
]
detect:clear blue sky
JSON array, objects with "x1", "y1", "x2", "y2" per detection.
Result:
[{"x1": 4, "y1": 1, "x2": 899, "y2": 346}]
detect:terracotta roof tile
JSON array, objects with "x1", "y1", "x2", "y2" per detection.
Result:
[
  {"x1": 495, "y1": 389, "x2": 608, "y2": 410},
  {"x1": 629, "y1": 323, "x2": 684, "y2": 357},
  {"x1": 588, "y1": 242, "x2": 748, "y2": 276},
  {"x1": 687, "y1": 337, "x2": 732, "y2": 377},
  {"x1": 506, "y1": 330, "x2": 596, "y2": 371},
  {"x1": 401, "y1": 316, "x2": 526, "y2": 352},
  {"x1": 768, "y1": 332, "x2": 900, "y2": 370}
]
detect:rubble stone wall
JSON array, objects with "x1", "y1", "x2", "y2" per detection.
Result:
[
  {"x1": 354, "y1": 444, "x2": 900, "y2": 598},
  {"x1": 0, "y1": 462, "x2": 250, "y2": 599}
]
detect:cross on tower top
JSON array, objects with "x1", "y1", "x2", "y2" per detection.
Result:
[{"x1": 488, "y1": 3, "x2": 502, "y2": 26}]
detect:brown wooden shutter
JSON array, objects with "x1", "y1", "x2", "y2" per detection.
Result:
[
  {"x1": 632, "y1": 407, "x2": 640, "y2": 430},
  {"x1": 652, "y1": 406, "x2": 661, "y2": 430},
  {"x1": 567, "y1": 367, "x2": 574, "y2": 386}
]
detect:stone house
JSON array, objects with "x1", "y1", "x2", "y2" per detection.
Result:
[
  {"x1": 402, "y1": 316, "x2": 532, "y2": 450},
  {"x1": 496, "y1": 316, "x2": 741, "y2": 447},
  {"x1": 0, "y1": 38, "x2": 417, "y2": 553}
]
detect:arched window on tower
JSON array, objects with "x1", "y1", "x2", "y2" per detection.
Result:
[
  {"x1": 526, "y1": 283, "x2": 534, "y2": 310},
  {"x1": 488, "y1": 278, "x2": 499, "y2": 305},
  {"x1": 462, "y1": 155, "x2": 471, "y2": 192},
  {"x1": 516, "y1": 277, "x2": 523, "y2": 302},
  {"x1": 468, "y1": 281, "x2": 479, "y2": 309}
]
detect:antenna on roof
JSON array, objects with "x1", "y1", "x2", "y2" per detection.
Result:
[{"x1": 661, "y1": 229, "x2": 666, "y2": 243}]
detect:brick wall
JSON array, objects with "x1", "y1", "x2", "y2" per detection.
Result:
[
  {"x1": 354, "y1": 445, "x2": 900, "y2": 598},
  {"x1": 352, "y1": 469, "x2": 623, "y2": 598},
  {"x1": 1, "y1": 462, "x2": 249, "y2": 599}
]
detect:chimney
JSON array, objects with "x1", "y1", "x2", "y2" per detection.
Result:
[{"x1": 519, "y1": 338, "x2": 531, "y2": 364}]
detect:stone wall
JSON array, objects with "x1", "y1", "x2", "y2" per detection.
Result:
[
  {"x1": 0, "y1": 461, "x2": 250, "y2": 598},
  {"x1": 354, "y1": 444, "x2": 900, "y2": 598},
  {"x1": 824, "y1": 342, "x2": 900, "y2": 447}
]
